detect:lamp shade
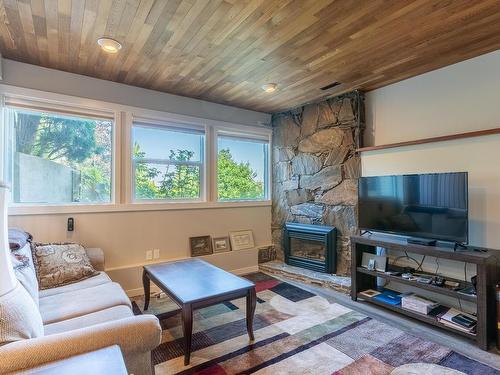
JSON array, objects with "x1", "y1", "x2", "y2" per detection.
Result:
[{"x1": 0, "y1": 183, "x2": 17, "y2": 296}]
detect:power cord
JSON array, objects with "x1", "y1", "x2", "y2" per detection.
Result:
[
  {"x1": 457, "y1": 296, "x2": 463, "y2": 312},
  {"x1": 393, "y1": 252, "x2": 426, "y2": 272}
]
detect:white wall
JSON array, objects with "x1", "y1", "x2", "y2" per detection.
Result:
[
  {"x1": 364, "y1": 50, "x2": 500, "y2": 146},
  {"x1": 9, "y1": 206, "x2": 271, "y2": 295},
  {"x1": 363, "y1": 50, "x2": 500, "y2": 299},
  {"x1": 1, "y1": 59, "x2": 271, "y2": 127},
  {"x1": 4, "y1": 59, "x2": 272, "y2": 295},
  {"x1": 364, "y1": 50, "x2": 500, "y2": 249}
]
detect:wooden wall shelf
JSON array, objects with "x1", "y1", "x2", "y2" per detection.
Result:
[{"x1": 357, "y1": 127, "x2": 500, "y2": 153}]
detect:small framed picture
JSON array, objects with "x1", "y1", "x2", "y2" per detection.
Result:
[
  {"x1": 367, "y1": 258, "x2": 376, "y2": 271},
  {"x1": 213, "y1": 237, "x2": 231, "y2": 253},
  {"x1": 189, "y1": 236, "x2": 213, "y2": 257},
  {"x1": 229, "y1": 230, "x2": 255, "y2": 251},
  {"x1": 359, "y1": 289, "x2": 381, "y2": 298}
]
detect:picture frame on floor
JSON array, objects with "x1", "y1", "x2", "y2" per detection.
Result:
[
  {"x1": 213, "y1": 237, "x2": 231, "y2": 253},
  {"x1": 229, "y1": 230, "x2": 254, "y2": 251},
  {"x1": 189, "y1": 235, "x2": 213, "y2": 257}
]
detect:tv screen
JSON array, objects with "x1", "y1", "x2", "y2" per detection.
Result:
[{"x1": 358, "y1": 172, "x2": 468, "y2": 243}]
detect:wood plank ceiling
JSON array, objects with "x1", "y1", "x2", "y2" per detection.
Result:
[{"x1": 0, "y1": 0, "x2": 500, "y2": 113}]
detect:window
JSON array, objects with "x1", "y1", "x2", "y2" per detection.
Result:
[
  {"x1": 0, "y1": 88, "x2": 271, "y2": 212},
  {"x1": 132, "y1": 122, "x2": 205, "y2": 201},
  {"x1": 4, "y1": 107, "x2": 113, "y2": 204},
  {"x1": 216, "y1": 132, "x2": 269, "y2": 201}
]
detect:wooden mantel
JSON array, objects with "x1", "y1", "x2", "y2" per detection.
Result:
[{"x1": 357, "y1": 127, "x2": 500, "y2": 153}]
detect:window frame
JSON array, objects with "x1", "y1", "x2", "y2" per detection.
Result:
[
  {"x1": 215, "y1": 128, "x2": 271, "y2": 202},
  {"x1": 0, "y1": 85, "x2": 272, "y2": 215},
  {"x1": 130, "y1": 119, "x2": 207, "y2": 203},
  {"x1": 2, "y1": 97, "x2": 118, "y2": 208}
]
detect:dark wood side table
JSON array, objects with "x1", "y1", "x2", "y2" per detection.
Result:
[{"x1": 143, "y1": 258, "x2": 256, "y2": 365}]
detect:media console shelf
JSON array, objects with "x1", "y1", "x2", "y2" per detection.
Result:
[{"x1": 351, "y1": 233, "x2": 499, "y2": 350}]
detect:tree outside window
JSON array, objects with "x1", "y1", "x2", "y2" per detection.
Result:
[{"x1": 10, "y1": 108, "x2": 112, "y2": 204}]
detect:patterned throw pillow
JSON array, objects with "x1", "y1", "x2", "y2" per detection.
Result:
[{"x1": 32, "y1": 243, "x2": 98, "y2": 290}]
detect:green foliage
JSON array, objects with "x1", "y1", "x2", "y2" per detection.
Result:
[
  {"x1": 217, "y1": 149, "x2": 264, "y2": 200},
  {"x1": 133, "y1": 145, "x2": 264, "y2": 201},
  {"x1": 133, "y1": 143, "x2": 161, "y2": 199},
  {"x1": 14, "y1": 108, "x2": 264, "y2": 203},
  {"x1": 159, "y1": 150, "x2": 200, "y2": 199},
  {"x1": 80, "y1": 165, "x2": 111, "y2": 202},
  {"x1": 14, "y1": 111, "x2": 112, "y2": 203},
  {"x1": 31, "y1": 115, "x2": 99, "y2": 162}
]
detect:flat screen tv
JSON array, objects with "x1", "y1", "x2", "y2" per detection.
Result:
[{"x1": 358, "y1": 172, "x2": 468, "y2": 243}]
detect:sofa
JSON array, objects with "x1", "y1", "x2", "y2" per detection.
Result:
[{"x1": 0, "y1": 245, "x2": 162, "y2": 375}]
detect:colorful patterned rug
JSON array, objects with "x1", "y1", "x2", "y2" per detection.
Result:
[{"x1": 131, "y1": 273, "x2": 499, "y2": 375}]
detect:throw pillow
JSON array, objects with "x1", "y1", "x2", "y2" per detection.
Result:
[
  {"x1": 8, "y1": 228, "x2": 32, "y2": 251},
  {"x1": 32, "y1": 243, "x2": 98, "y2": 290},
  {"x1": 11, "y1": 243, "x2": 39, "y2": 305}
]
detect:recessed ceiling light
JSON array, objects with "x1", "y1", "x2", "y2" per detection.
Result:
[
  {"x1": 97, "y1": 37, "x2": 122, "y2": 53},
  {"x1": 261, "y1": 83, "x2": 277, "y2": 93}
]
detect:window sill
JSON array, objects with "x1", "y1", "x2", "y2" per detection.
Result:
[{"x1": 8, "y1": 200, "x2": 272, "y2": 216}]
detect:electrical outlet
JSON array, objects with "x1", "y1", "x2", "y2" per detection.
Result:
[
  {"x1": 153, "y1": 249, "x2": 160, "y2": 259},
  {"x1": 146, "y1": 250, "x2": 153, "y2": 261}
]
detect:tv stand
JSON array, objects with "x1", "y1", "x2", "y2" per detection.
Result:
[
  {"x1": 454, "y1": 242, "x2": 468, "y2": 251},
  {"x1": 406, "y1": 237, "x2": 437, "y2": 246},
  {"x1": 351, "y1": 233, "x2": 498, "y2": 350}
]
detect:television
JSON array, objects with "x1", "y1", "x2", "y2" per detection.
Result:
[{"x1": 358, "y1": 172, "x2": 468, "y2": 243}]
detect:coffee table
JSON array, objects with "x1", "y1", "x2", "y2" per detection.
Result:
[{"x1": 142, "y1": 258, "x2": 256, "y2": 365}]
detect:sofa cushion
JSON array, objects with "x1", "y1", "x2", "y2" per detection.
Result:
[
  {"x1": 39, "y1": 272, "x2": 111, "y2": 298},
  {"x1": 11, "y1": 243, "x2": 39, "y2": 305},
  {"x1": 33, "y1": 243, "x2": 98, "y2": 290},
  {"x1": 44, "y1": 305, "x2": 133, "y2": 335},
  {"x1": 0, "y1": 283, "x2": 43, "y2": 346},
  {"x1": 39, "y1": 282, "x2": 132, "y2": 325}
]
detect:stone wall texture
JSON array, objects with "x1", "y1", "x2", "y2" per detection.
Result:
[{"x1": 271, "y1": 91, "x2": 365, "y2": 275}]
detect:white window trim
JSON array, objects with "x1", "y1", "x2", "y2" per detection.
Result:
[
  {"x1": 129, "y1": 119, "x2": 207, "y2": 203},
  {"x1": 0, "y1": 84, "x2": 272, "y2": 216},
  {"x1": 214, "y1": 127, "x2": 272, "y2": 202},
  {"x1": 2, "y1": 97, "x2": 119, "y2": 207}
]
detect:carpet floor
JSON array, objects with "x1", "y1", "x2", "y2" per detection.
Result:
[{"x1": 131, "y1": 273, "x2": 500, "y2": 375}]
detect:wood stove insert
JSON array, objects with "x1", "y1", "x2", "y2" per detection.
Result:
[{"x1": 283, "y1": 222, "x2": 337, "y2": 274}]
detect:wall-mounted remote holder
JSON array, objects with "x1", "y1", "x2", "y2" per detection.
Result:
[{"x1": 67, "y1": 217, "x2": 74, "y2": 232}]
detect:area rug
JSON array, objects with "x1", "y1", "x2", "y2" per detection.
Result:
[{"x1": 131, "y1": 273, "x2": 499, "y2": 375}]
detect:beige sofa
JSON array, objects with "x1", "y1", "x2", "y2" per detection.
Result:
[{"x1": 0, "y1": 247, "x2": 162, "y2": 375}]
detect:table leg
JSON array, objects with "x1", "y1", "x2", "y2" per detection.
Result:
[
  {"x1": 142, "y1": 270, "x2": 150, "y2": 311},
  {"x1": 182, "y1": 304, "x2": 193, "y2": 365},
  {"x1": 246, "y1": 287, "x2": 256, "y2": 341}
]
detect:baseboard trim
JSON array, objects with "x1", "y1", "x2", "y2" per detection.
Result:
[
  {"x1": 125, "y1": 264, "x2": 259, "y2": 297},
  {"x1": 231, "y1": 265, "x2": 259, "y2": 275}
]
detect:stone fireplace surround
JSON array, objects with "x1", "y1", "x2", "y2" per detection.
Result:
[{"x1": 271, "y1": 91, "x2": 364, "y2": 276}]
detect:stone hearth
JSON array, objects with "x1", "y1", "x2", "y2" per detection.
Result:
[
  {"x1": 271, "y1": 91, "x2": 364, "y2": 276},
  {"x1": 259, "y1": 261, "x2": 351, "y2": 294}
]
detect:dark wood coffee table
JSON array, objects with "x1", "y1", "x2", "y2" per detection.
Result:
[{"x1": 142, "y1": 258, "x2": 256, "y2": 365}]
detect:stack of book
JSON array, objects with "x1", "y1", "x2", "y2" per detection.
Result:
[
  {"x1": 401, "y1": 294, "x2": 439, "y2": 315},
  {"x1": 438, "y1": 307, "x2": 477, "y2": 334},
  {"x1": 371, "y1": 289, "x2": 402, "y2": 306}
]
